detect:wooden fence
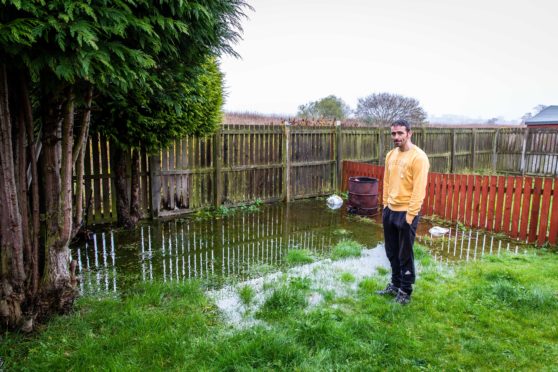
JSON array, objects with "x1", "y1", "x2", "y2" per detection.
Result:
[
  {"x1": 342, "y1": 161, "x2": 558, "y2": 246},
  {"x1": 79, "y1": 125, "x2": 558, "y2": 224}
]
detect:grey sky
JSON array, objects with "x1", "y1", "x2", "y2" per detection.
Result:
[{"x1": 219, "y1": 0, "x2": 558, "y2": 122}]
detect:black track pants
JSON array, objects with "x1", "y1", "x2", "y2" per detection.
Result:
[{"x1": 382, "y1": 207, "x2": 419, "y2": 295}]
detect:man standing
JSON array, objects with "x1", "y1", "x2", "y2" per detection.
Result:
[{"x1": 377, "y1": 119, "x2": 429, "y2": 304}]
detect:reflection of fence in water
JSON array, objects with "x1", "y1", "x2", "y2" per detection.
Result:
[
  {"x1": 76, "y1": 204, "x2": 338, "y2": 293},
  {"x1": 76, "y1": 232, "x2": 118, "y2": 294},
  {"x1": 417, "y1": 226, "x2": 523, "y2": 264}
]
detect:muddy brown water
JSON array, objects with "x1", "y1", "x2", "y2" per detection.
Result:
[{"x1": 73, "y1": 199, "x2": 527, "y2": 295}]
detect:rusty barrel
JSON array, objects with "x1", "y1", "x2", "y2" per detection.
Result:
[{"x1": 347, "y1": 176, "x2": 378, "y2": 215}]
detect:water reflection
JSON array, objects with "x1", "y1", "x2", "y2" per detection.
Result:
[
  {"x1": 74, "y1": 201, "x2": 378, "y2": 295},
  {"x1": 74, "y1": 199, "x2": 528, "y2": 295},
  {"x1": 417, "y1": 225, "x2": 525, "y2": 264}
]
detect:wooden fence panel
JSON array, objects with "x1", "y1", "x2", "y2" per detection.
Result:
[
  {"x1": 454, "y1": 129, "x2": 473, "y2": 172},
  {"x1": 496, "y1": 128, "x2": 524, "y2": 174},
  {"x1": 525, "y1": 128, "x2": 558, "y2": 176},
  {"x1": 537, "y1": 178, "x2": 553, "y2": 246},
  {"x1": 475, "y1": 129, "x2": 496, "y2": 170},
  {"x1": 422, "y1": 128, "x2": 451, "y2": 173},
  {"x1": 471, "y1": 175, "x2": 482, "y2": 228},
  {"x1": 549, "y1": 179, "x2": 558, "y2": 245},
  {"x1": 479, "y1": 176, "x2": 490, "y2": 229},
  {"x1": 519, "y1": 177, "x2": 532, "y2": 241},
  {"x1": 494, "y1": 176, "x2": 506, "y2": 232},
  {"x1": 502, "y1": 176, "x2": 514, "y2": 234},
  {"x1": 341, "y1": 128, "x2": 379, "y2": 163},
  {"x1": 510, "y1": 177, "x2": 523, "y2": 238},
  {"x1": 528, "y1": 178, "x2": 543, "y2": 243},
  {"x1": 465, "y1": 175, "x2": 474, "y2": 225}
]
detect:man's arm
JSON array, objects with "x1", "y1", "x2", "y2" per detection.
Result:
[
  {"x1": 406, "y1": 153, "x2": 430, "y2": 224},
  {"x1": 382, "y1": 152, "x2": 390, "y2": 208}
]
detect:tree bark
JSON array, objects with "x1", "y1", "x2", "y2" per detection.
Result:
[
  {"x1": 20, "y1": 72, "x2": 40, "y2": 297},
  {"x1": 130, "y1": 148, "x2": 142, "y2": 225},
  {"x1": 72, "y1": 86, "x2": 93, "y2": 237},
  {"x1": 112, "y1": 145, "x2": 133, "y2": 228},
  {"x1": 38, "y1": 87, "x2": 78, "y2": 320},
  {"x1": 0, "y1": 63, "x2": 26, "y2": 328}
]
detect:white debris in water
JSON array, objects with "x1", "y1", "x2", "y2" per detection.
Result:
[
  {"x1": 429, "y1": 226, "x2": 450, "y2": 237},
  {"x1": 208, "y1": 243, "x2": 390, "y2": 328},
  {"x1": 326, "y1": 194, "x2": 343, "y2": 210}
]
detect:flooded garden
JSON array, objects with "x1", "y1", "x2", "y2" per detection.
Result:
[
  {"x1": 73, "y1": 198, "x2": 527, "y2": 296},
  {"x1": 3, "y1": 198, "x2": 556, "y2": 371}
]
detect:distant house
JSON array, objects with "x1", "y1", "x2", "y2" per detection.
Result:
[{"x1": 524, "y1": 106, "x2": 558, "y2": 128}]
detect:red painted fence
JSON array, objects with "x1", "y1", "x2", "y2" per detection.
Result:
[{"x1": 342, "y1": 161, "x2": 558, "y2": 246}]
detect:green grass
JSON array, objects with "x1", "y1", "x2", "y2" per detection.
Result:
[
  {"x1": 2, "y1": 247, "x2": 557, "y2": 371},
  {"x1": 285, "y1": 248, "x2": 314, "y2": 264},
  {"x1": 238, "y1": 285, "x2": 256, "y2": 306},
  {"x1": 330, "y1": 239, "x2": 363, "y2": 260}
]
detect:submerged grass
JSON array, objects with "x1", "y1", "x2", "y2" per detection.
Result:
[
  {"x1": 285, "y1": 248, "x2": 315, "y2": 265},
  {"x1": 331, "y1": 239, "x2": 363, "y2": 260},
  {"x1": 2, "y1": 247, "x2": 557, "y2": 370}
]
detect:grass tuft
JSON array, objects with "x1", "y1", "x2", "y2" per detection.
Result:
[
  {"x1": 331, "y1": 240, "x2": 363, "y2": 260},
  {"x1": 256, "y1": 285, "x2": 307, "y2": 321},
  {"x1": 285, "y1": 249, "x2": 314, "y2": 264},
  {"x1": 238, "y1": 285, "x2": 256, "y2": 306}
]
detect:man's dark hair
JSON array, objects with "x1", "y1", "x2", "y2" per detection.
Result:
[{"x1": 391, "y1": 119, "x2": 411, "y2": 132}]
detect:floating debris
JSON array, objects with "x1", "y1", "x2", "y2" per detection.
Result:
[{"x1": 326, "y1": 195, "x2": 343, "y2": 210}]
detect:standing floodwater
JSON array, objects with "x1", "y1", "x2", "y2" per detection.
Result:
[
  {"x1": 73, "y1": 199, "x2": 528, "y2": 295},
  {"x1": 74, "y1": 199, "x2": 385, "y2": 294}
]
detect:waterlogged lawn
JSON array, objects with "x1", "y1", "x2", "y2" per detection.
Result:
[{"x1": 2, "y1": 245, "x2": 557, "y2": 371}]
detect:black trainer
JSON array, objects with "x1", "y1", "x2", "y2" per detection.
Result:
[
  {"x1": 395, "y1": 289, "x2": 411, "y2": 305},
  {"x1": 375, "y1": 283, "x2": 399, "y2": 296}
]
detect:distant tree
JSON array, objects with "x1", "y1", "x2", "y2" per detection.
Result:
[
  {"x1": 485, "y1": 117, "x2": 499, "y2": 124},
  {"x1": 355, "y1": 92, "x2": 427, "y2": 127},
  {"x1": 297, "y1": 95, "x2": 351, "y2": 120}
]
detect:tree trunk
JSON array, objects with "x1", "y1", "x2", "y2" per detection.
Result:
[
  {"x1": 20, "y1": 72, "x2": 40, "y2": 297},
  {"x1": 72, "y1": 86, "x2": 93, "y2": 238},
  {"x1": 37, "y1": 87, "x2": 78, "y2": 321},
  {"x1": 130, "y1": 148, "x2": 142, "y2": 225},
  {"x1": 112, "y1": 145, "x2": 134, "y2": 228},
  {"x1": 0, "y1": 63, "x2": 26, "y2": 328}
]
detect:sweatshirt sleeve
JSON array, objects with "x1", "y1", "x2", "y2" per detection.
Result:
[
  {"x1": 406, "y1": 152, "x2": 430, "y2": 217},
  {"x1": 382, "y1": 152, "x2": 390, "y2": 208}
]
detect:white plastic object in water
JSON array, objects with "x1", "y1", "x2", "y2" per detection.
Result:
[
  {"x1": 429, "y1": 226, "x2": 450, "y2": 237},
  {"x1": 326, "y1": 195, "x2": 343, "y2": 210}
]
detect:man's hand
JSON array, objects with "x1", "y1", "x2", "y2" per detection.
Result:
[{"x1": 405, "y1": 214, "x2": 414, "y2": 225}]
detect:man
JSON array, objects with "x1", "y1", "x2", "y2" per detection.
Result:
[{"x1": 377, "y1": 119, "x2": 429, "y2": 305}]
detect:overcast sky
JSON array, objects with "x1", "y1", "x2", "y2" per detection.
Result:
[{"x1": 219, "y1": 0, "x2": 558, "y2": 123}]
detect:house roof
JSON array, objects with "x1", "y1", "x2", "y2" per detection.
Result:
[{"x1": 525, "y1": 105, "x2": 558, "y2": 125}]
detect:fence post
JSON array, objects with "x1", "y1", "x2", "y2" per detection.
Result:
[
  {"x1": 471, "y1": 128, "x2": 477, "y2": 170},
  {"x1": 377, "y1": 126, "x2": 384, "y2": 165},
  {"x1": 335, "y1": 121, "x2": 342, "y2": 192},
  {"x1": 450, "y1": 129, "x2": 456, "y2": 173},
  {"x1": 149, "y1": 154, "x2": 161, "y2": 217},
  {"x1": 492, "y1": 128, "x2": 500, "y2": 173},
  {"x1": 282, "y1": 122, "x2": 291, "y2": 202},
  {"x1": 520, "y1": 127, "x2": 529, "y2": 175},
  {"x1": 213, "y1": 127, "x2": 223, "y2": 207}
]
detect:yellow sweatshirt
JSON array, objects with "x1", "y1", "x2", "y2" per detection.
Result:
[{"x1": 383, "y1": 145, "x2": 430, "y2": 219}]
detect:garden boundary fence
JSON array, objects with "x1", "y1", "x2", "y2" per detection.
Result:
[
  {"x1": 79, "y1": 125, "x2": 558, "y2": 224},
  {"x1": 342, "y1": 161, "x2": 558, "y2": 246}
]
